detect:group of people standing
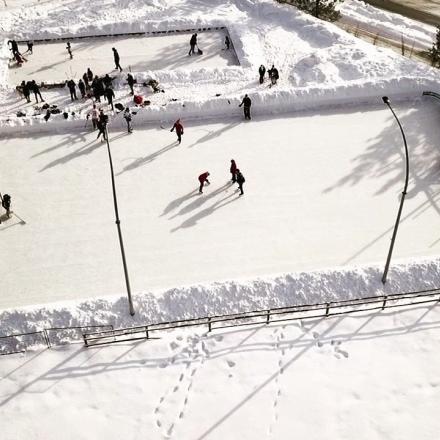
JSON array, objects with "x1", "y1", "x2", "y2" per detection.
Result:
[{"x1": 259, "y1": 64, "x2": 279, "y2": 86}]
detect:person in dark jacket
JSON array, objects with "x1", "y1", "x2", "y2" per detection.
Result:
[
  {"x1": 112, "y1": 48, "x2": 122, "y2": 71},
  {"x1": 82, "y1": 72, "x2": 89, "y2": 88},
  {"x1": 67, "y1": 79, "x2": 77, "y2": 101},
  {"x1": 105, "y1": 87, "x2": 115, "y2": 110},
  {"x1": 1, "y1": 193, "x2": 11, "y2": 219},
  {"x1": 127, "y1": 73, "x2": 135, "y2": 95},
  {"x1": 87, "y1": 68, "x2": 94, "y2": 82},
  {"x1": 20, "y1": 80, "x2": 31, "y2": 102},
  {"x1": 268, "y1": 65, "x2": 279, "y2": 86},
  {"x1": 8, "y1": 40, "x2": 19, "y2": 55},
  {"x1": 25, "y1": 40, "x2": 33, "y2": 54},
  {"x1": 239, "y1": 94, "x2": 251, "y2": 120},
  {"x1": 198, "y1": 171, "x2": 210, "y2": 194},
  {"x1": 96, "y1": 110, "x2": 108, "y2": 141},
  {"x1": 170, "y1": 118, "x2": 184, "y2": 144},
  {"x1": 236, "y1": 169, "x2": 245, "y2": 195},
  {"x1": 259, "y1": 64, "x2": 266, "y2": 84},
  {"x1": 30, "y1": 80, "x2": 44, "y2": 103},
  {"x1": 78, "y1": 79, "x2": 86, "y2": 98},
  {"x1": 66, "y1": 41, "x2": 73, "y2": 59},
  {"x1": 103, "y1": 74, "x2": 113, "y2": 89},
  {"x1": 225, "y1": 35, "x2": 230, "y2": 50},
  {"x1": 188, "y1": 33, "x2": 197, "y2": 56},
  {"x1": 230, "y1": 159, "x2": 237, "y2": 183}
]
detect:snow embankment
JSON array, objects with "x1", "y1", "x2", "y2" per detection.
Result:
[
  {"x1": 0, "y1": 0, "x2": 439, "y2": 131},
  {"x1": 2, "y1": 257, "x2": 440, "y2": 351}
]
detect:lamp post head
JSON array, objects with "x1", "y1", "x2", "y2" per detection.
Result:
[{"x1": 382, "y1": 96, "x2": 390, "y2": 104}]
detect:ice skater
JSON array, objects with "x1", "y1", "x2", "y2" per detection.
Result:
[
  {"x1": 198, "y1": 171, "x2": 210, "y2": 194},
  {"x1": 188, "y1": 33, "x2": 197, "y2": 56},
  {"x1": 230, "y1": 159, "x2": 237, "y2": 183},
  {"x1": 236, "y1": 169, "x2": 245, "y2": 195},
  {"x1": 112, "y1": 48, "x2": 123, "y2": 72},
  {"x1": 127, "y1": 73, "x2": 135, "y2": 95},
  {"x1": 67, "y1": 79, "x2": 78, "y2": 101},
  {"x1": 96, "y1": 110, "x2": 108, "y2": 141},
  {"x1": 170, "y1": 118, "x2": 184, "y2": 144},
  {"x1": 1, "y1": 193, "x2": 11, "y2": 219},
  {"x1": 66, "y1": 42, "x2": 73, "y2": 59},
  {"x1": 259, "y1": 64, "x2": 266, "y2": 84},
  {"x1": 123, "y1": 107, "x2": 133, "y2": 133},
  {"x1": 239, "y1": 94, "x2": 251, "y2": 120}
]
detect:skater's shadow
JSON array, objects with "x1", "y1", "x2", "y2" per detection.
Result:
[
  {"x1": 170, "y1": 182, "x2": 231, "y2": 218},
  {"x1": 39, "y1": 139, "x2": 100, "y2": 172},
  {"x1": 117, "y1": 141, "x2": 178, "y2": 175},
  {"x1": 187, "y1": 122, "x2": 240, "y2": 148},
  {"x1": 0, "y1": 213, "x2": 25, "y2": 231},
  {"x1": 161, "y1": 189, "x2": 199, "y2": 217},
  {"x1": 171, "y1": 192, "x2": 239, "y2": 232}
]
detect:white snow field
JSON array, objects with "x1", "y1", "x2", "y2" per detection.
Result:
[
  {"x1": 2, "y1": 304, "x2": 440, "y2": 440},
  {"x1": 1, "y1": 98, "x2": 440, "y2": 310},
  {"x1": 7, "y1": 30, "x2": 238, "y2": 85}
]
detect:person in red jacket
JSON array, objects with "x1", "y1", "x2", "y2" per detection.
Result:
[
  {"x1": 198, "y1": 172, "x2": 210, "y2": 194},
  {"x1": 170, "y1": 118, "x2": 184, "y2": 144},
  {"x1": 230, "y1": 159, "x2": 237, "y2": 182}
]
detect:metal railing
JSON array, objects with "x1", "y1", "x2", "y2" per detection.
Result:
[
  {"x1": 0, "y1": 324, "x2": 113, "y2": 356},
  {"x1": 83, "y1": 288, "x2": 440, "y2": 347}
]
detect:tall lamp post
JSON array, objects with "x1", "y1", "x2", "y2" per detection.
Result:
[
  {"x1": 104, "y1": 125, "x2": 135, "y2": 315},
  {"x1": 381, "y1": 96, "x2": 410, "y2": 284}
]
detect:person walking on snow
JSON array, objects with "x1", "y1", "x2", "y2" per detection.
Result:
[
  {"x1": 230, "y1": 159, "x2": 237, "y2": 183},
  {"x1": 67, "y1": 79, "x2": 78, "y2": 101},
  {"x1": 87, "y1": 68, "x2": 94, "y2": 83},
  {"x1": 236, "y1": 169, "x2": 245, "y2": 195},
  {"x1": 170, "y1": 119, "x2": 184, "y2": 144},
  {"x1": 66, "y1": 42, "x2": 73, "y2": 59},
  {"x1": 78, "y1": 79, "x2": 86, "y2": 98},
  {"x1": 188, "y1": 33, "x2": 197, "y2": 56},
  {"x1": 198, "y1": 172, "x2": 210, "y2": 194},
  {"x1": 20, "y1": 80, "x2": 31, "y2": 102},
  {"x1": 25, "y1": 41, "x2": 33, "y2": 54},
  {"x1": 259, "y1": 64, "x2": 266, "y2": 84},
  {"x1": 239, "y1": 94, "x2": 252, "y2": 120},
  {"x1": 123, "y1": 107, "x2": 133, "y2": 133},
  {"x1": 82, "y1": 72, "x2": 89, "y2": 88},
  {"x1": 112, "y1": 48, "x2": 123, "y2": 72},
  {"x1": 268, "y1": 64, "x2": 279, "y2": 86},
  {"x1": 127, "y1": 73, "x2": 135, "y2": 95}
]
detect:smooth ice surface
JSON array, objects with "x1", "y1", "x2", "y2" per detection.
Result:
[
  {"x1": 1, "y1": 99, "x2": 440, "y2": 309},
  {"x1": 7, "y1": 31, "x2": 238, "y2": 85},
  {"x1": 1, "y1": 305, "x2": 440, "y2": 440}
]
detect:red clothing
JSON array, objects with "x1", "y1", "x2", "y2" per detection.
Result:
[
  {"x1": 198, "y1": 172, "x2": 209, "y2": 183},
  {"x1": 230, "y1": 160, "x2": 237, "y2": 174},
  {"x1": 173, "y1": 121, "x2": 184, "y2": 135}
]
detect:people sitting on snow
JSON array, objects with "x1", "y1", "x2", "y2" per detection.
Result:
[{"x1": 142, "y1": 79, "x2": 164, "y2": 93}]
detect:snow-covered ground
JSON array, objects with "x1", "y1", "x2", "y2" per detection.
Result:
[{"x1": 2, "y1": 304, "x2": 440, "y2": 440}]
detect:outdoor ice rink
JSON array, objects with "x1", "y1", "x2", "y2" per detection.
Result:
[
  {"x1": 7, "y1": 30, "x2": 237, "y2": 85},
  {"x1": 1, "y1": 98, "x2": 440, "y2": 309}
]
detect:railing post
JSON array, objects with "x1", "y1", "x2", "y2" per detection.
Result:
[
  {"x1": 208, "y1": 318, "x2": 212, "y2": 332},
  {"x1": 266, "y1": 310, "x2": 270, "y2": 324},
  {"x1": 382, "y1": 296, "x2": 387, "y2": 310},
  {"x1": 325, "y1": 303, "x2": 330, "y2": 316},
  {"x1": 146, "y1": 327, "x2": 149, "y2": 340}
]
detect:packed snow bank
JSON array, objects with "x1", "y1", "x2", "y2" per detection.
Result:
[
  {"x1": 341, "y1": 0, "x2": 437, "y2": 48},
  {"x1": 2, "y1": 257, "x2": 440, "y2": 352},
  {"x1": 0, "y1": 0, "x2": 439, "y2": 128}
]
